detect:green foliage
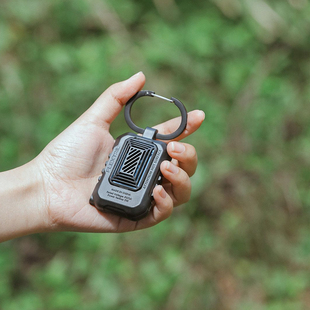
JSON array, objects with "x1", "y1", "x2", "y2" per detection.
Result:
[{"x1": 1, "y1": 0, "x2": 310, "y2": 309}]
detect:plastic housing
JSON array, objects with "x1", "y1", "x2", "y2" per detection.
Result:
[{"x1": 90, "y1": 133, "x2": 171, "y2": 221}]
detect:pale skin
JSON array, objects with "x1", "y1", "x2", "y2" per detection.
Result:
[{"x1": 0, "y1": 72, "x2": 205, "y2": 243}]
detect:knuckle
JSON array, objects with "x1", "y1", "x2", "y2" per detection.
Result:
[
  {"x1": 175, "y1": 182, "x2": 191, "y2": 206},
  {"x1": 183, "y1": 182, "x2": 192, "y2": 202},
  {"x1": 163, "y1": 126, "x2": 175, "y2": 136},
  {"x1": 162, "y1": 204, "x2": 173, "y2": 220},
  {"x1": 154, "y1": 198, "x2": 173, "y2": 222},
  {"x1": 185, "y1": 144, "x2": 197, "y2": 162},
  {"x1": 175, "y1": 170, "x2": 191, "y2": 188},
  {"x1": 109, "y1": 85, "x2": 123, "y2": 106}
]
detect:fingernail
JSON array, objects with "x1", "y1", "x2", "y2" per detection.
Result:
[
  {"x1": 166, "y1": 161, "x2": 179, "y2": 174},
  {"x1": 171, "y1": 142, "x2": 185, "y2": 153},
  {"x1": 198, "y1": 110, "x2": 205, "y2": 121},
  {"x1": 130, "y1": 71, "x2": 143, "y2": 79},
  {"x1": 159, "y1": 185, "x2": 167, "y2": 199}
]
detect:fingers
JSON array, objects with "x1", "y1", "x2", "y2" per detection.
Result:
[
  {"x1": 134, "y1": 185, "x2": 173, "y2": 230},
  {"x1": 153, "y1": 110, "x2": 205, "y2": 141},
  {"x1": 135, "y1": 142, "x2": 197, "y2": 230},
  {"x1": 86, "y1": 72, "x2": 145, "y2": 128},
  {"x1": 160, "y1": 161, "x2": 191, "y2": 206},
  {"x1": 167, "y1": 142, "x2": 198, "y2": 177}
]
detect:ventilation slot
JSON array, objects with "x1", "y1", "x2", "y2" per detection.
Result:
[{"x1": 110, "y1": 138, "x2": 156, "y2": 190}]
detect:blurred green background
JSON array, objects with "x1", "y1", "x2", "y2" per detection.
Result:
[{"x1": 1, "y1": 0, "x2": 310, "y2": 309}]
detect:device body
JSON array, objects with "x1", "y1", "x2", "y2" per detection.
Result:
[
  {"x1": 90, "y1": 90, "x2": 187, "y2": 221},
  {"x1": 90, "y1": 132, "x2": 171, "y2": 221}
]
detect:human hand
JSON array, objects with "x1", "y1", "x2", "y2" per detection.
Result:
[{"x1": 33, "y1": 72, "x2": 204, "y2": 233}]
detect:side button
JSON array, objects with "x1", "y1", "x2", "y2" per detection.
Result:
[{"x1": 99, "y1": 169, "x2": 105, "y2": 181}]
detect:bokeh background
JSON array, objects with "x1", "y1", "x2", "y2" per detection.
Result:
[{"x1": 1, "y1": 0, "x2": 310, "y2": 309}]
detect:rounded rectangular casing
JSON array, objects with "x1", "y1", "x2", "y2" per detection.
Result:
[{"x1": 90, "y1": 133, "x2": 171, "y2": 221}]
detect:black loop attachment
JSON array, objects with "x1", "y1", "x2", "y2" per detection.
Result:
[{"x1": 124, "y1": 90, "x2": 187, "y2": 140}]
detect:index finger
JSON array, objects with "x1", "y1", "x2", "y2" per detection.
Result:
[
  {"x1": 86, "y1": 72, "x2": 145, "y2": 129},
  {"x1": 153, "y1": 110, "x2": 205, "y2": 141}
]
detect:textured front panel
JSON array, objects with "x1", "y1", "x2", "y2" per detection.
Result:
[
  {"x1": 110, "y1": 138, "x2": 156, "y2": 190},
  {"x1": 120, "y1": 147, "x2": 143, "y2": 176}
]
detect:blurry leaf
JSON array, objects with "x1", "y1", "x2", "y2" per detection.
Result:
[
  {"x1": 0, "y1": 22, "x2": 15, "y2": 52},
  {"x1": 44, "y1": 44, "x2": 75, "y2": 74},
  {"x1": 5, "y1": 0, "x2": 50, "y2": 25},
  {"x1": 264, "y1": 269, "x2": 308, "y2": 299}
]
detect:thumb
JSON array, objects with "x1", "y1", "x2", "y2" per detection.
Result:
[{"x1": 86, "y1": 72, "x2": 145, "y2": 128}]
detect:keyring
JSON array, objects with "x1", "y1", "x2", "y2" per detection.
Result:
[{"x1": 124, "y1": 90, "x2": 188, "y2": 140}]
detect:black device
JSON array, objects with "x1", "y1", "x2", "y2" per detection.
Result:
[{"x1": 90, "y1": 90, "x2": 187, "y2": 221}]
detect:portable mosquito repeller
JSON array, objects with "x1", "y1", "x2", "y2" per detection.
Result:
[{"x1": 90, "y1": 90, "x2": 187, "y2": 221}]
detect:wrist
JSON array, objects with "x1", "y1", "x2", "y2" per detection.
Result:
[{"x1": 0, "y1": 159, "x2": 48, "y2": 242}]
